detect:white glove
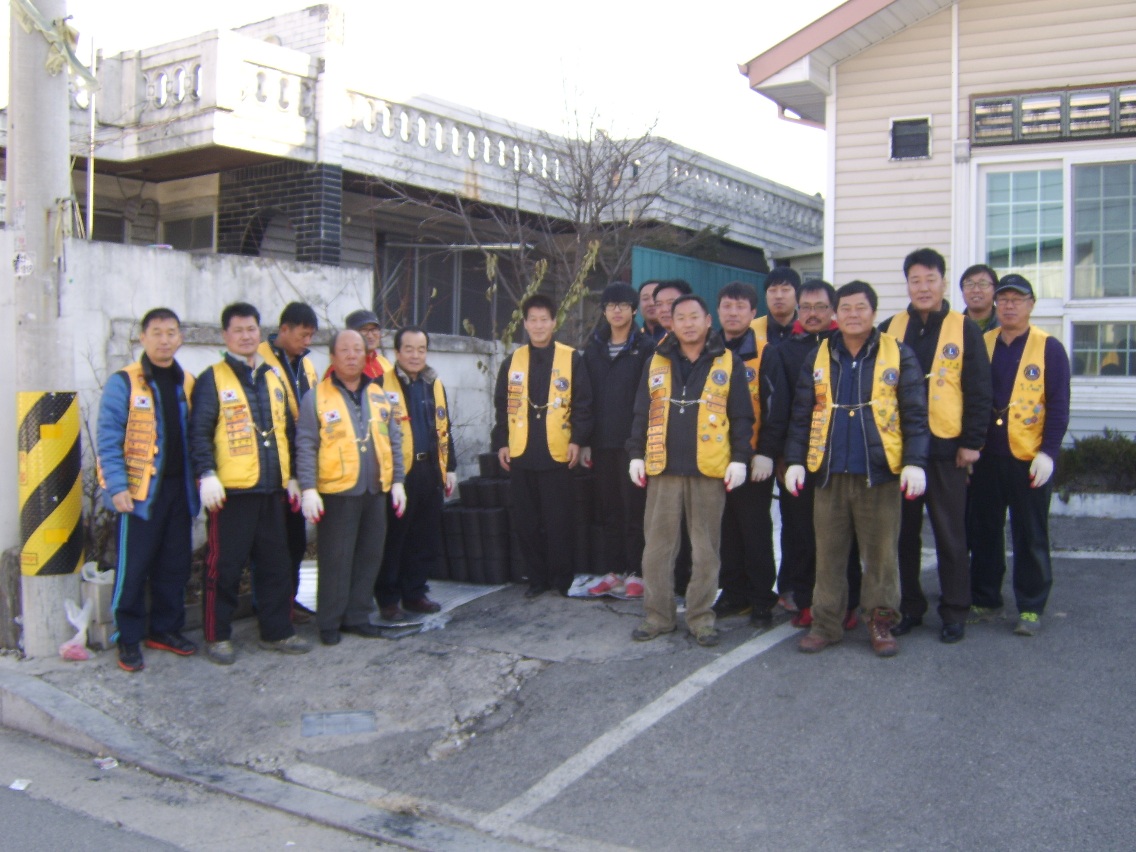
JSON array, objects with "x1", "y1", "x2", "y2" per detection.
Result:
[
  {"x1": 445, "y1": 471, "x2": 457, "y2": 498},
  {"x1": 725, "y1": 462, "x2": 747, "y2": 491},
  {"x1": 199, "y1": 475, "x2": 226, "y2": 511},
  {"x1": 784, "y1": 465, "x2": 806, "y2": 497},
  {"x1": 750, "y1": 455, "x2": 774, "y2": 482},
  {"x1": 581, "y1": 446, "x2": 592, "y2": 468},
  {"x1": 900, "y1": 465, "x2": 926, "y2": 499},
  {"x1": 287, "y1": 478, "x2": 302, "y2": 512},
  {"x1": 1030, "y1": 451, "x2": 1054, "y2": 488},
  {"x1": 629, "y1": 458, "x2": 646, "y2": 488},
  {"x1": 301, "y1": 488, "x2": 323, "y2": 523},
  {"x1": 391, "y1": 482, "x2": 407, "y2": 517}
]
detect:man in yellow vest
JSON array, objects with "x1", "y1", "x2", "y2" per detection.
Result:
[
  {"x1": 97, "y1": 308, "x2": 199, "y2": 672},
  {"x1": 627, "y1": 294, "x2": 754, "y2": 647},
  {"x1": 754, "y1": 266, "x2": 801, "y2": 348},
  {"x1": 785, "y1": 281, "x2": 929, "y2": 657},
  {"x1": 880, "y1": 249, "x2": 992, "y2": 644},
  {"x1": 493, "y1": 294, "x2": 593, "y2": 598},
  {"x1": 375, "y1": 326, "x2": 456, "y2": 621},
  {"x1": 296, "y1": 329, "x2": 407, "y2": 645},
  {"x1": 258, "y1": 301, "x2": 319, "y2": 622},
  {"x1": 189, "y1": 302, "x2": 310, "y2": 665},
  {"x1": 967, "y1": 274, "x2": 1070, "y2": 637},
  {"x1": 715, "y1": 281, "x2": 779, "y2": 628}
]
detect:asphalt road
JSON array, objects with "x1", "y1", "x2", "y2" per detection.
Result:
[{"x1": 304, "y1": 554, "x2": 1136, "y2": 851}]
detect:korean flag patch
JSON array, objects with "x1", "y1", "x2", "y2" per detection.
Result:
[
  {"x1": 387, "y1": 392, "x2": 400, "y2": 404},
  {"x1": 649, "y1": 373, "x2": 666, "y2": 389},
  {"x1": 323, "y1": 410, "x2": 342, "y2": 424},
  {"x1": 220, "y1": 389, "x2": 239, "y2": 403},
  {"x1": 510, "y1": 371, "x2": 525, "y2": 384},
  {"x1": 132, "y1": 395, "x2": 152, "y2": 410}
]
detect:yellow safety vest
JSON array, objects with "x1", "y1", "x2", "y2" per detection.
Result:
[
  {"x1": 97, "y1": 361, "x2": 194, "y2": 503},
  {"x1": 748, "y1": 316, "x2": 770, "y2": 351},
  {"x1": 644, "y1": 350, "x2": 734, "y2": 479},
  {"x1": 209, "y1": 360, "x2": 290, "y2": 489},
  {"x1": 506, "y1": 343, "x2": 574, "y2": 462},
  {"x1": 737, "y1": 332, "x2": 765, "y2": 450},
  {"x1": 257, "y1": 341, "x2": 318, "y2": 421},
  {"x1": 986, "y1": 326, "x2": 1048, "y2": 461},
  {"x1": 887, "y1": 310, "x2": 965, "y2": 439},
  {"x1": 314, "y1": 378, "x2": 394, "y2": 493},
  {"x1": 387, "y1": 374, "x2": 450, "y2": 483},
  {"x1": 808, "y1": 335, "x2": 904, "y2": 475}
]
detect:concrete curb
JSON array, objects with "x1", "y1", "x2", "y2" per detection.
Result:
[
  {"x1": 1051, "y1": 492, "x2": 1136, "y2": 519},
  {"x1": 0, "y1": 669, "x2": 526, "y2": 851}
]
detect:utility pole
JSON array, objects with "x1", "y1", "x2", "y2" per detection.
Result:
[{"x1": 6, "y1": 0, "x2": 82, "y2": 657}]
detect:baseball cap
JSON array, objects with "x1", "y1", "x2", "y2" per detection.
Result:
[
  {"x1": 994, "y1": 274, "x2": 1034, "y2": 299},
  {"x1": 345, "y1": 309, "x2": 380, "y2": 329}
]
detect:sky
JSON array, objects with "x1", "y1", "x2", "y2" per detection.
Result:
[{"x1": 2, "y1": 0, "x2": 843, "y2": 196}]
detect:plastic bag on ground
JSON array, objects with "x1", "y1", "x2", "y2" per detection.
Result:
[{"x1": 59, "y1": 598, "x2": 93, "y2": 661}]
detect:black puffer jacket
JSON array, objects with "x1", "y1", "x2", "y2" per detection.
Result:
[
  {"x1": 583, "y1": 324, "x2": 655, "y2": 449},
  {"x1": 784, "y1": 328, "x2": 929, "y2": 487}
]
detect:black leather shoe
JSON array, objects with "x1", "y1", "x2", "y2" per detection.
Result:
[
  {"x1": 320, "y1": 629, "x2": 341, "y2": 646},
  {"x1": 890, "y1": 614, "x2": 923, "y2": 636},
  {"x1": 341, "y1": 623, "x2": 383, "y2": 638},
  {"x1": 940, "y1": 622, "x2": 965, "y2": 643},
  {"x1": 524, "y1": 583, "x2": 551, "y2": 599}
]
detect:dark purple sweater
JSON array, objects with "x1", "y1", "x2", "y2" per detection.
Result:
[{"x1": 984, "y1": 328, "x2": 1070, "y2": 459}]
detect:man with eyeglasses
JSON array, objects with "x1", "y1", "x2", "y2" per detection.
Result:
[
  {"x1": 967, "y1": 274, "x2": 1069, "y2": 637},
  {"x1": 960, "y1": 264, "x2": 1000, "y2": 333},
  {"x1": 785, "y1": 281, "x2": 929, "y2": 657},
  {"x1": 880, "y1": 248, "x2": 992, "y2": 644}
]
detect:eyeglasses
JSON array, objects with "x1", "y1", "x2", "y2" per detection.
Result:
[
  {"x1": 962, "y1": 280, "x2": 994, "y2": 291},
  {"x1": 798, "y1": 303, "x2": 832, "y2": 313},
  {"x1": 604, "y1": 303, "x2": 634, "y2": 311}
]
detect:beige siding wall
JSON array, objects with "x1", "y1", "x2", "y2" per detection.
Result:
[
  {"x1": 958, "y1": 0, "x2": 1136, "y2": 109},
  {"x1": 832, "y1": 8, "x2": 953, "y2": 318}
]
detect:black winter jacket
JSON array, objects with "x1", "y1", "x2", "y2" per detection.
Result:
[
  {"x1": 583, "y1": 324, "x2": 655, "y2": 449},
  {"x1": 785, "y1": 328, "x2": 929, "y2": 487},
  {"x1": 758, "y1": 325, "x2": 838, "y2": 460}
]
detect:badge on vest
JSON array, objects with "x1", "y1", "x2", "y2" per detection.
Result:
[
  {"x1": 387, "y1": 392, "x2": 400, "y2": 404},
  {"x1": 882, "y1": 368, "x2": 899, "y2": 386},
  {"x1": 323, "y1": 410, "x2": 342, "y2": 424},
  {"x1": 745, "y1": 367, "x2": 756, "y2": 382},
  {"x1": 220, "y1": 389, "x2": 239, "y2": 402},
  {"x1": 942, "y1": 343, "x2": 960, "y2": 359},
  {"x1": 650, "y1": 373, "x2": 665, "y2": 389},
  {"x1": 554, "y1": 377, "x2": 570, "y2": 392},
  {"x1": 274, "y1": 388, "x2": 284, "y2": 403},
  {"x1": 813, "y1": 369, "x2": 824, "y2": 382},
  {"x1": 1024, "y1": 364, "x2": 1041, "y2": 381},
  {"x1": 711, "y1": 370, "x2": 728, "y2": 386},
  {"x1": 132, "y1": 395, "x2": 152, "y2": 409},
  {"x1": 509, "y1": 371, "x2": 524, "y2": 384},
  {"x1": 436, "y1": 406, "x2": 447, "y2": 420}
]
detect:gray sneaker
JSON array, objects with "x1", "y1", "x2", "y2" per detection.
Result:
[
  {"x1": 692, "y1": 626, "x2": 720, "y2": 647},
  {"x1": 1013, "y1": 612, "x2": 1041, "y2": 636},
  {"x1": 205, "y1": 640, "x2": 236, "y2": 666},
  {"x1": 967, "y1": 605, "x2": 1004, "y2": 624},
  {"x1": 258, "y1": 634, "x2": 312, "y2": 655}
]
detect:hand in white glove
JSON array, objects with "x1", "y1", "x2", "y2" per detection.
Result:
[
  {"x1": 900, "y1": 465, "x2": 926, "y2": 499},
  {"x1": 445, "y1": 471, "x2": 457, "y2": 498},
  {"x1": 391, "y1": 482, "x2": 407, "y2": 517},
  {"x1": 1029, "y1": 451, "x2": 1054, "y2": 488},
  {"x1": 199, "y1": 474, "x2": 226, "y2": 511},
  {"x1": 750, "y1": 454, "x2": 774, "y2": 482},
  {"x1": 301, "y1": 488, "x2": 324, "y2": 523},
  {"x1": 580, "y1": 446, "x2": 592, "y2": 468},
  {"x1": 287, "y1": 479, "x2": 302, "y2": 512},
  {"x1": 629, "y1": 458, "x2": 646, "y2": 488},
  {"x1": 784, "y1": 465, "x2": 806, "y2": 497},
  {"x1": 725, "y1": 462, "x2": 747, "y2": 491}
]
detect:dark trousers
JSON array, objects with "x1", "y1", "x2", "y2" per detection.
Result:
[
  {"x1": 284, "y1": 502, "x2": 307, "y2": 599},
  {"x1": 509, "y1": 466, "x2": 576, "y2": 593},
  {"x1": 203, "y1": 492, "x2": 294, "y2": 643},
  {"x1": 778, "y1": 476, "x2": 862, "y2": 610},
  {"x1": 318, "y1": 491, "x2": 387, "y2": 631},
  {"x1": 898, "y1": 458, "x2": 971, "y2": 624},
  {"x1": 112, "y1": 479, "x2": 192, "y2": 645},
  {"x1": 719, "y1": 477, "x2": 778, "y2": 611},
  {"x1": 968, "y1": 454, "x2": 1054, "y2": 614},
  {"x1": 377, "y1": 463, "x2": 442, "y2": 607},
  {"x1": 592, "y1": 447, "x2": 646, "y2": 575}
]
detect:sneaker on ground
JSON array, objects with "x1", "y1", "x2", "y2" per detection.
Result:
[
  {"x1": 712, "y1": 598, "x2": 752, "y2": 618},
  {"x1": 588, "y1": 573, "x2": 624, "y2": 596},
  {"x1": 631, "y1": 622, "x2": 675, "y2": 642},
  {"x1": 692, "y1": 626, "x2": 720, "y2": 647},
  {"x1": 778, "y1": 594, "x2": 799, "y2": 613},
  {"x1": 790, "y1": 607, "x2": 813, "y2": 628},
  {"x1": 843, "y1": 609, "x2": 859, "y2": 630},
  {"x1": 145, "y1": 631, "x2": 197, "y2": 656},
  {"x1": 967, "y1": 605, "x2": 1004, "y2": 624},
  {"x1": 258, "y1": 634, "x2": 311, "y2": 654},
  {"x1": 622, "y1": 575, "x2": 644, "y2": 598},
  {"x1": 1014, "y1": 611, "x2": 1041, "y2": 636},
  {"x1": 205, "y1": 640, "x2": 235, "y2": 666},
  {"x1": 117, "y1": 642, "x2": 144, "y2": 672}
]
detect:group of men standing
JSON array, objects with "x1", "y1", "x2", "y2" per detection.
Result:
[{"x1": 97, "y1": 303, "x2": 454, "y2": 671}]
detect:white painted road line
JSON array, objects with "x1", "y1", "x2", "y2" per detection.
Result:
[{"x1": 478, "y1": 621, "x2": 801, "y2": 833}]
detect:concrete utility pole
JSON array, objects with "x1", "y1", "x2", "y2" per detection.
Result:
[{"x1": 7, "y1": 0, "x2": 81, "y2": 657}]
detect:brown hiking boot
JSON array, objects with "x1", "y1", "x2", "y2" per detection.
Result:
[
  {"x1": 797, "y1": 632, "x2": 833, "y2": 653},
  {"x1": 868, "y1": 608, "x2": 899, "y2": 657}
]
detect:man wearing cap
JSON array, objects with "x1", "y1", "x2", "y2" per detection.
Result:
[
  {"x1": 967, "y1": 273, "x2": 1070, "y2": 637},
  {"x1": 296, "y1": 329, "x2": 407, "y2": 645},
  {"x1": 785, "y1": 281, "x2": 929, "y2": 658},
  {"x1": 960, "y1": 264, "x2": 1000, "y2": 333},
  {"x1": 638, "y1": 280, "x2": 666, "y2": 342},
  {"x1": 189, "y1": 302, "x2": 310, "y2": 665},
  {"x1": 714, "y1": 281, "x2": 778, "y2": 628},
  {"x1": 374, "y1": 326, "x2": 456, "y2": 621},
  {"x1": 343, "y1": 309, "x2": 395, "y2": 382},
  {"x1": 493, "y1": 294, "x2": 593, "y2": 598},
  {"x1": 258, "y1": 302, "x2": 319, "y2": 621},
  {"x1": 582, "y1": 283, "x2": 655, "y2": 598},
  {"x1": 880, "y1": 248, "x2": 992, "y2": 644},
  {"x1": 627, "y1": 294, "x2": 754, "y2": 647}
]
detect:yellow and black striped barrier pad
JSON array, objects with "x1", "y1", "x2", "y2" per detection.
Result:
[{"x1": 17, "y1": 392, "x2": 84, "y2": 577}]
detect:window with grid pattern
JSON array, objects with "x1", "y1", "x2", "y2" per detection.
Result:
[
  {"x1": 1073, "y1": 162, "x2": 1136, "y2": 299},
  {"x1": 985, "y1": 169, "x2": 1064, "y2": 299},
  {"x1": 1072, "y1": 322, "x2": 1136, "y2": 376}
]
